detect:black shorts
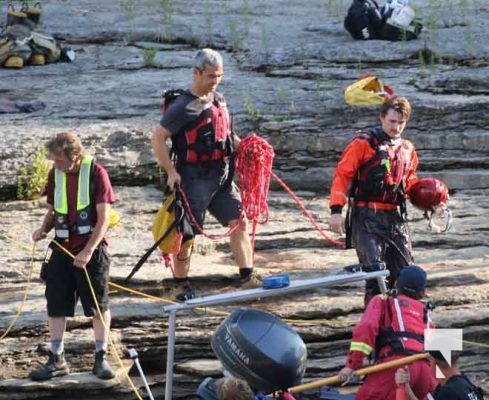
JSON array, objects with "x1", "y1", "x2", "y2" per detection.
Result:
[
  {"x1": 179, "y1": 162, "x2": 242, "y2": 230},
  {"x1": 44, "y1": 245, "x2": 111, "y2": 317}
]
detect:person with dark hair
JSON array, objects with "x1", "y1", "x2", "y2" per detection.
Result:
[
  {"x1": 328, "y1": 96, "x2": 420, "y2": 306},
  {"x1": 396, "y1": 351, "x2": 484, "y2": 400},
  {"x1": 151, "y1": 48, "x2": 257, "y2": 300},
  {"x1": 29, "y1": 132, "x2": 116, "y2": 381},
  {"x1": 338, "y1": 265, "x2": 438, "y2": 400},
  {"x1": 217, "y1": 377, "x2": 254, "y2": 400}
]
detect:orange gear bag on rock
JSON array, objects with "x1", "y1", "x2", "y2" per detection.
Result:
[{"x1": 344, "y1": 73, "x2": 394, "y2": 105}]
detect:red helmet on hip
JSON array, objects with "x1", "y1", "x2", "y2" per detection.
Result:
[{"x1": 409, "y1": 178, "x2": 449, "y2": 212}]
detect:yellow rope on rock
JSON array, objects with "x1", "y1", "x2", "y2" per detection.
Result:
[
  {"x1": 0, "y1": 243, "x2": 37, "y2": 340},
  {"x1": 51, "y1": 240, "x2": 143, "y2": 400}
]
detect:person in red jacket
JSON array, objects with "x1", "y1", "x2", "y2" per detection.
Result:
[
  {"x1": 338, "y1": 265, "x2": 438, "y2": 400},
  {"x1": 328, "y1": 96, "x2": 419, "y2": 306}
]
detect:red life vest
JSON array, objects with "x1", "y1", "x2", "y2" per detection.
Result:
[
  {"x1": 352, "y1": 129, "x2": 411, "y2": 204},
  {"x1": 163, "y1": 90, "x2": 233, "y2": 164},
  {"x1": 376, "y1": 293, "x2": 429, "y2": 357}
]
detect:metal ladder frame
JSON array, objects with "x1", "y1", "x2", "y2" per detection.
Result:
[{"x1": 162, "y1": 270, "x2": 389, "y2": 400}]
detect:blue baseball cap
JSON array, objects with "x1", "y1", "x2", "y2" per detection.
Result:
[{"x1": 398, "y1": 265, "x2": 427, "y2": 293}]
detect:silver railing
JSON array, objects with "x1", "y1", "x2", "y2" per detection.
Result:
[{"x1": 162, "y1": 270, "x2": 389, "y2": 400}]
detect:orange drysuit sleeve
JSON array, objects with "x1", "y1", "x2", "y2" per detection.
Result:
[{"x1": 329, "y1": 138, "x2": 375, "y2": 211}]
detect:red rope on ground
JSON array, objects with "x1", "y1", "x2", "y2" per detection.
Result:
[
  {"x1": 236, "y1": 133, "x2": 344, "y2": 248},
  {"x1": 270, "y1": 170, "x2": 345, "y2": 248}
]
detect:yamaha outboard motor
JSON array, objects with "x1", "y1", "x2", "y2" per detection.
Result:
[{"x1": 211, "y1": 308, "x2": 308, "y2": 394}]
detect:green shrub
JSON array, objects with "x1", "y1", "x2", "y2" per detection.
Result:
[{"x1": 17, "y1": 146, "x2": 51, "y2": 200}]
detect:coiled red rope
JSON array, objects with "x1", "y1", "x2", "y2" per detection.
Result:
[
  {"x1": 236, "y1": 133, "x2": 344, "y2": 249},
  {"x1": 179, "y1": 133, "x2": 344, "y2": 249},
  {"x1": 235, "y1": 134, "x2": 275, "y2": 248}
]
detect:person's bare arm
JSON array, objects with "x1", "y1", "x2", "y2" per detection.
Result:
[
  {"x1": 395, "y1": 368, "x2": 420, "y2": 400},
  {"x1": 151, "y1": 124, "x2": 180, "y2": 189},
  {"x1": 32, "y1": 204, "x2": 55, "y2": 242}
]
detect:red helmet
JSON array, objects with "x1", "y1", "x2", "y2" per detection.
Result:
[{"x1": 409, "y1": 178, "x2": 449, "y2": 212}]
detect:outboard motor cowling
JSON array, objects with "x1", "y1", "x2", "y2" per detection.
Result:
[{"x1": 211, "y1": 308, "x2": 307, "y2": 393}]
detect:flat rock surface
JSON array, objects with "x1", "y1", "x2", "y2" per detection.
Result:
[{"x1": 1, "y1": 187, "x2": 489, "y2": 399}]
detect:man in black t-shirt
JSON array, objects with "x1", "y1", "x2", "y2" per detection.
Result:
[
  {"x1": 396, "y1": 351, "x2": 484, "y2": 400},
  {"x1": 428, "y1": 351, "x2": 484, "y2": 400},
  {"x1": 151, "y1": 48, "x2": 256, "y2": 301}
]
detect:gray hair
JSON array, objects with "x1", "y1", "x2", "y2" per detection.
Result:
[{"x1": 194, "y1": 48, "x2": 223, "y2": 71}]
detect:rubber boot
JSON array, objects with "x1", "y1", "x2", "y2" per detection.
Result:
[
  {"x1": 29, "y1": 351, "x2": 69, "y2": 381},
  {"x1": 92, "y1": 350, "x2": 115, "y2": 380}
]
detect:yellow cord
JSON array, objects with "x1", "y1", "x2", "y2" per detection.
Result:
[
  {"x1": 0, "y1": 232, "x2": 42, "y2": 254},
  {"x1": 0, "y1": 243, "x2": 37, "y2": 340},
  {"x1": 0, "y1": 234, "x2": 489, "y2": 354},
  {"x1": 50, "y1": 240, "x2": 143, "y2": 400}
]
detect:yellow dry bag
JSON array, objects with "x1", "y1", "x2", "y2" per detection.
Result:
[{"x1": 344, "y1": 73, "x2": 394, "y2": 106}]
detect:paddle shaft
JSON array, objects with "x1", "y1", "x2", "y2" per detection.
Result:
[{"x1": 288, "y1": 353, "x2": 429, "y2": 394}]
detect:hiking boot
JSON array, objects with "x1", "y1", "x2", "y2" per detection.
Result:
[
  {"x1": 29, "y1": 351, "x2": 69, "y2": 381},
  {"x1": 92, "y1": 350, "x2": 115, "y2": 380},
  {"x1": 169, "y1": 283, "x2": 196, "y2": 302},
  {"x1": 163, "y1": 279, "x2": 197, "y2": 302},
  {"x1": 343, "y1": 264, "x2": 362, "y2": 273},
  {"x1": 238, "y1": 272, "x2": 262, "y2": 289}
]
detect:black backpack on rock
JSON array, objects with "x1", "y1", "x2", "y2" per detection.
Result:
[
  {"x1": 344, "y1": 0, "x2": 423, "y2": 41},
  {"x1": 344, "y1": 0, "x2": 383, "y2": 40}
]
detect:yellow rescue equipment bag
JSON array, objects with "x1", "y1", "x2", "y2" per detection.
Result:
[
  {"x1": 125, "y1": 187, "x2": 194, "y2": 282},
  {"x1": 344, "y1": 73, "x2": 394, "y2": 106},
  {"x1": 151, "y1": 189, "x2": 194, "y2": 255},
  {"x1": 151, "y1": 191, "x2": 181, "y2": 254},
  {"x1": 108, "y1": 207, "x2": 120, "y2": 228}
]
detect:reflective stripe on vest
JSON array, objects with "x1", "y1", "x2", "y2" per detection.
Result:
[
  {"x1": 377, "y1": 294, "x2": 427, "y2": 357},
  {"x1": 54, "y1": 156, "x2": 94, "y2": 238}
]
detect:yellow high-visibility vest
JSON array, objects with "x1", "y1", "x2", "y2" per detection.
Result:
[{"x1": 54, "y1": 156, "x2": 94, "y2": 238}]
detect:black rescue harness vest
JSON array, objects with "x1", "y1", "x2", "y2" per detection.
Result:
[
  {"x1": 162, "y1": 89, "x2": 234, "y2": 164},
  {"x1": 351, "y1": 128, "x2": 409, "y2": 205}
]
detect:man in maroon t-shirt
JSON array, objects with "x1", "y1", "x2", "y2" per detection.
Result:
[{"x1": 29, "y1": 132, "x2": 116, "y2": 381}]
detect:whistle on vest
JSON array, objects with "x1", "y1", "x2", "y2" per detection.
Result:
[{"x1": 381, "y1": 157, "x2": 398, "y2": 191}]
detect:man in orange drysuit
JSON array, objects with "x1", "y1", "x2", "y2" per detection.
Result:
[
  {"x1": 328, "y1": 96, "x2": 419, "y2": 306},
  {"x1": 338, "y1": 265, "x2": 438, "y2": 400}
]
